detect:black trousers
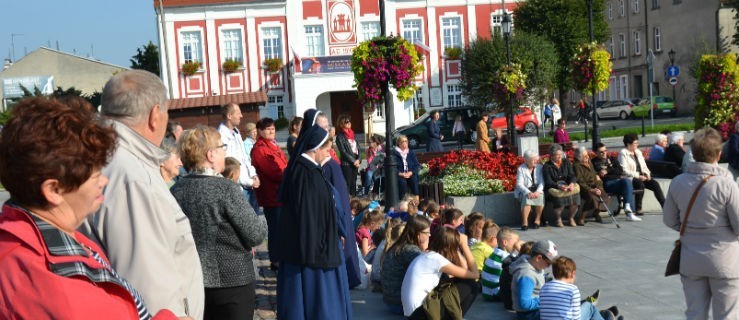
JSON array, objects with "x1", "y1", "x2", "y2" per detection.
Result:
[
  {"x1": 204, "y1": 282, "x2": 256, "y2": 320},
  {"x1": 632, "y1": 178, "x2": 665, "y2": 210},
  {"x1": 341, "y1": 164, "x2": 358, "y2": 196},
  {"x1": 408, "y1": 278, "x2": 478, "y2": 320}
]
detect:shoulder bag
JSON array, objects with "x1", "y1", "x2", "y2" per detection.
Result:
[{"x1": 665, "y1": 175, "x2": 713, "y2": 277}]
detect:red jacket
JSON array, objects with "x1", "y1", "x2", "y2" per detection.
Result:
[
  {"x1": 0, "y1": 204, "x2": 177, "y2": 320},
  {"x1": 251, "y1": 137, "x2": 288, "y2": 207}
]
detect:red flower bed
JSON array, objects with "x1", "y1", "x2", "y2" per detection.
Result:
[{"x1": 426, "y1": 150, "x2": 522, "y2": 191}]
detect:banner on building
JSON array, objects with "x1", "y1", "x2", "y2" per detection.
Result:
[
  {"x1": 2, "y1": 75, "x2": 54, "y2": 98},
  {"x1": 301, "y1": 56, "x2": 352, "y2": 74}
]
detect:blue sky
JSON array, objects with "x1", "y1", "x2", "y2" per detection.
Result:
[{"x1": 0, "y1": 0, "x2": 157, "y2": 67}]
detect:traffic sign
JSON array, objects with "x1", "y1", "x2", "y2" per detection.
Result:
[
  {"x1": 669, "y1": 77, "x2": 678, "y2": 86},
  {"x1": 667, "y1": 65, "x2": 680, "y2": 77}
]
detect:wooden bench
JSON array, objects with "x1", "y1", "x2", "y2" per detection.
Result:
[
  {"x1": 539, "y1": 142, "x2": 574, "y2": 155},
  {"x1": 416, "y1": 151, "x2": 448, "y2": 164},
  {"x1": 646, "y1": 160, "x2": 681, "y2": 179}
]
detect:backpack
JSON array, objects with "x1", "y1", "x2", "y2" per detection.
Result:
[
  {"x1": 544, "y1": 105, "x2": 552, "y2": 117},
  {"x1": 500, "y1": 254, "x2": 517, "y2": 310}
]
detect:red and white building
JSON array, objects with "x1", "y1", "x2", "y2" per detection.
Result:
[{"x1": 155, "y1": 0, "x2": 519, "y2": 133}]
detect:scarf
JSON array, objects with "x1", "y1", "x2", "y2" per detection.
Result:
[
  {"x1": 341, "y1": 127, "x2": 355, "y2": 141},
  {"x1": 189, "y1": 167, "x2": 222, "y2": 177},
  {"x1": 395, "y1": 146, "x2": 409, "y2": 171}
]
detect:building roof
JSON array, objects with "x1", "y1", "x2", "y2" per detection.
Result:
[
  {"x1": 168, "y1": 91, "x2": 267, "y2": 109},
  {"x1": 156, "y1": 0, "x2": 282, "y2": 8}
]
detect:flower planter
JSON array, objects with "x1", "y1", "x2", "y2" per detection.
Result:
[{"x1": 446, "y1": 192, "x2": 520, "y2": 226}]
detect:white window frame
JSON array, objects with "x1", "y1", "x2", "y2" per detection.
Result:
[
  {"x1": 360, "y1": 21, "x2": 380, "y2": 41},
  {"x1": 490, "y1": 12, "x2": 503, "y2": 36},
  {"x1": 304, "y1": 25, "x2": 325, "y2": 57},
  {"x1": 261, "y1": 26, "x2": 283, "y2": 61},
  {"x1": 220, "y1": 28, "x2": 243, "y2": 63},
  {"x1": 619, "y1": 0, "x2": 625, "y2": 16},
  {"x1": 446, "y1": 84, "x2": 462, "y2": 107},
  {"x1": 180, "y1": 29, "x2": 204, "y2": 64},
  {"x1": 402, "y1": 18, "x2": 424, "y2": 44},
  {"x1": 619, "y1": 75, "x2": 629, "y2": 100},
  {"x1": 619, "y1": 33, "x2": 626, "y2": 58},
  {"x1": 440, "y1": 16, "x2": 463, "y2": 49},
  {"x1": 268, "y1": 95, "x2": 285, "y2": 119},
  {"x1": 632, "y1": 0, "x2": 639, "y2": 13},
  {"x1": 653, "y1": 27, "x2": 662, "y2": 52},
  {"x1": 607, "y1": 1, "x2": 613, "y2": 20},
  {"x1": 608, "y1": 36, "x2": 615, "y2": 57},
  {"x1": 633, "y1": 31, "x2": 641, "y2": 55}
]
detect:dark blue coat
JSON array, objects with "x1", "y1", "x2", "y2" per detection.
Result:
[{"x1": 426, "y1": 120, "x2": 443, "y2": 152}]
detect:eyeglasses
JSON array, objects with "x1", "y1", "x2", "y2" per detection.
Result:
[{"x1": 399, "y1": 140, "x2": 408, "y2": 143}]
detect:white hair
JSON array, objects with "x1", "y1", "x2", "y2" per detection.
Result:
[
  {"x1": 670, "y1": 132, "x2": 684, "y2": 144},
  {"x1": 574, "y1": 146, "x2": 588, "y2": 160},
  {"x1": 655, "y1": 134, "x2": 667, "y2": 144},
  {"x1": 523, "y1": 149, "x2": 539, "y2": 160}
]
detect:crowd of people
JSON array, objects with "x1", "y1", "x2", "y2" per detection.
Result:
[{"x1": 0, "y1": 69, "x2": 736, "y2": 320}]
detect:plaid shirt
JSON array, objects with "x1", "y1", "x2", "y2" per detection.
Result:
[{"x1": 21, "y1": 205, "x2": 153, "y2": 320}]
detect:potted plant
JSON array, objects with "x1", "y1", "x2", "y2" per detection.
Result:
[
  {"x1": 443, "y1": 47, "x2": 463, "y2": 60},
  {"x1": 492, "y1": 63, "x2": 527, "y2": 106},
  {"x1": 263, "y1": 58, "x2": 283, "y2": 72},
  {"x1": 571, "y1": 42, "x2": 612, "y2": 94},
  {"x1": 222, "y1": 59, "x2": 242, "y2": 73},
  {"x1": 181, "y1": 61, "x2": 202, "y2": 76}
]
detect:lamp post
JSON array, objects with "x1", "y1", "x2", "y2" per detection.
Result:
[
  {"x1": 502, "y1": 12, "x2": 516, "y2": 147},
  {"x1": 587, "y1": 0, "x2": 600, "y2": 150},
  {"x1": 379, "y1": 0, "x2": 399, "y2": 208},
  {"x1": 668, "y1": 48, "x2": 676, "y2": 112}
]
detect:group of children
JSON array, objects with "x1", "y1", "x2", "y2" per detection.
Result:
[{"x1": 348, "y1": 195, "x2": 626, "y2": 320}]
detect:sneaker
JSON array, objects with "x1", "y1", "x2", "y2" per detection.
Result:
[
  {"x1": 584, "y1": 289, "x2": 600, "y2": 305},
  {"x1": 626, "y1": 213, "x2": 642, "y2": 221},
  {"x1": 600, "y1": 310, "x2": 616, "y2": 320},
  {"x1": 607, "y1": 305, "x2": 619, "y2": 317},
  {"x1": 616, "y1": 316, "x2": 624, "y2": 320}
]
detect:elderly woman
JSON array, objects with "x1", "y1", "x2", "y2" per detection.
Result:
[
  {"x1": 0, "y1": 97, "x2": 179, "y2": 319},
  {"x1": 618, "y1": 133, "x2": 665, "y2": 218},
  {"x1": 160, "y1": 137, "x2": 183, "y2": 188},
  {"x1": 648, "y1": 134, "x2": 668, "y2": 161},
  {"x1": 664, "y1": 132, "x2": 686, "y2": 167},
  {"x1": 251, "y1": 117, "x2": 289, "y2": 270},
  {"x1": 663, "y1": 127, "x2": 739, "y2": 320},
  {"x1": 515, "y1": 149, "x2": 545, "y2": 230},
  {"x1": 543, "y1": 143, "x2": 580, "y2": 227},
  {"x1": 170, "y1": 126, "x2": 267, "y2": 320},
  {"x1": 573, "y1": 147, "x2": 607, "y2": 225},
  {"x1": 394, "y1": 135, "x2": 421, "y2": 199},
  {"x1": 276, "y1": 124, "x2": 352, "y2": 319}
]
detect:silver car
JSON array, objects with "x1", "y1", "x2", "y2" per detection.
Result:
[{"x1": 595, "y1": 100, "x2": 635, "y2": 120}]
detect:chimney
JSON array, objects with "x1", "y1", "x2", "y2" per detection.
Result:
[{"x1": 3, "y1": 58, "x2": 11, "y2": 70}]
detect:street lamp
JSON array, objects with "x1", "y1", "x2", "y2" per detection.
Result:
[
  {"x1": 378, "y1": 0, "x2": 399, "y2": 208},
  {"x1": 502, "y1": 12, "x2": 515, "y2": 147},
  {"x1": 587, "y1": 0, "x2": 599, "y2": 150}
]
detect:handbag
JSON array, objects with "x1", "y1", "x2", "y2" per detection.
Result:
[{"x1": 665, "y1": 175, "x2": 713, "y2": 277}]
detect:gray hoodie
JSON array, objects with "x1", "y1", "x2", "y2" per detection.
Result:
[{"x1": 510, "y1": 254, "x2": 545, "y2": 312}]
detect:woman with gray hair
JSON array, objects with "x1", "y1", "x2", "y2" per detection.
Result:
[
  {"x1": 665, "y1": 132, "x2": 686, "y2": 167},
  {"x1": 649, "y1": 134, "x2": 668, "y2": 161},
  {"x1": 515, "y1": 149, "x2": 545, "y2": 230},
  {"x1": 573, "y1": 147, "x2": 607, "y2": 225},
  {"x1": 663, "y1": 127, "x2": 739, "y2": 319},
  {"x1": 159, "y1": 138, "x2": 182, "y2": 188},
  {"x1": 543, "y1": 143, "x2": 581, "y2": 227}
]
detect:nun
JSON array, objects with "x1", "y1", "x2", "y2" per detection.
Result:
[{"x1": 276, "y1": 124, "x2": 353, "y2": 320}]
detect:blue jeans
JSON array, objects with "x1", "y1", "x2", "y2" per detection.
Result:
[
  {"x1": 516, "y1": 309, "x2": 540, "y2": 320},
  {"x1": 581, "y1": 301, "x2": 606, "y2": 320},
  {"x1": 263, "y1": 206, "x2": 281, "y2": 263},
  {"x1": 243, "y1": 187, "x2": 260, "y2": 213},
  {"x1": 363, "y1": 170, "x2": 374, "y2": 194},
  {"x1": 603, "y1": 178, "x2": 635, "y2": 212}
]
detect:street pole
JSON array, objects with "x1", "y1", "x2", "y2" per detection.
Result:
[
  {"x1": 648, "y1": 49, "x2": 655, "y2": 128},
  {"x1": 588, "y1": 0, "x2": 599, "y2": 150},
  {"x1": 669, "y1": 48, "x2": 676, "y2": 112},
  {"x1": 503, "y1": 12, "x2": 515, "y2": 147},
  {"x1": 379, "y1": 0, "x2": 399, "y2": 208}
]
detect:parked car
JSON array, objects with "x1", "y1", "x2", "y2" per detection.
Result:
[
  {"x1": 595, "y1": 100, "x2": 635, "y2": 120},
  {"x1": 631, "y1": 96, "x2": 677, "y2": 118},
  {"x1": 392, "y1": 106, "x2": 483, "y2": 149},
  {"x1": 489, "y1": 106, "x2": 540, "y2": 134}
]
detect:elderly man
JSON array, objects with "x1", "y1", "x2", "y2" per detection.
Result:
[
  {"x1": 664, "y1": 132, "x2": 686, "y2": 167},
  {"x1": 591, "y1": 143, "x2": 637, "y2": 218},
  {"x1": 80, "y1": 70, "x2": 204, "y2": 319},
  {"x1": 648, "y1": 134, "x2": 668, "y2": 161},
  {"x1": 218, "y1": 102, "x2": 260, "y2": 210}
]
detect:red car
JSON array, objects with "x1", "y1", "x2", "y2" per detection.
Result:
[{"x1": 490, "y1": 106, "x2": 540, "y2": 133}]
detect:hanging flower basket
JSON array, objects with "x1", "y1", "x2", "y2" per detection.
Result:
[
  {"x1": 492, "y1": 63, "x2": 527, "y2": 106},
  {"x1": 222, "y1": 59, "x2": 242, "y2": 73},
  {"x1": 181, "y1": 61, "x2": 202, "y2": 76},
  {"x1": 263, "y1": 58, "x2": 283, "y2": 73},
  {"x1": 571, "y1": 43, "x2": 612, "y2": 93},
  {"x1": 696, "y1": 54, "x2": 739, "y2": 138},
  {"x1": 351, "y1": 36, "x2": 424, "y2": 105},
  {"x1": 444, "y1": 47, "x2": 463, "y2": 60}
]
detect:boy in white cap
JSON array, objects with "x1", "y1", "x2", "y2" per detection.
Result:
[{"x1": 511, "y1": 240, "x2": 558, "y2": 320}]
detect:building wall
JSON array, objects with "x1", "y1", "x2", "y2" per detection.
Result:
[{"x1": 0, "y1": 47, "x2": 126, "y2": 102}]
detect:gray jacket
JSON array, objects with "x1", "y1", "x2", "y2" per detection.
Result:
[
  {"x1": 510, "y1": 254, "x2": 544, "y2": 312},
  {"x1": 171, "y1": 175, "x2": 267, "y2": 287},
  {"x1": 80, "y1": 121, "x2": 205, "y2": 319},
  {"x1": 663, "y1": 162, "x2": 739, "y2": 278}
]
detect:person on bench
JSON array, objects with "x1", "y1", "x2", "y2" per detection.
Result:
[
  {"x1": 591, "y1": 143, "x2": 636, "y2": 220},
  {"x1": 618, "y1": 134, "x2": 665, "y2": 218},
  {"x1": 664, "y1": 132, "x2": 686, "y2": 168},
  {"x1": 648, "y1": 134, "x2": 668, "y2": 161}
]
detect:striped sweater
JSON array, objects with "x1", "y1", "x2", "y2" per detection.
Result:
[
  {"x1": 481, "y1": 247, "x2": 510, "y2": 300},
  {"x1": 539, "y1": 280, "x2": 581, "y2": 320}
]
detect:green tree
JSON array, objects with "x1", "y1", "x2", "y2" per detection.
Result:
[
  {"x1": 460, "y1": 32, "x2": 559, "y2": 109},
  {"x1": 514, "y1": 0, "x2": 609, "y2": 99},
  {"x1": 130, "y1": 41, "x2": 160, "y2": 75}
]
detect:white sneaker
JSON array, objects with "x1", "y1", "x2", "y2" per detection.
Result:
[{"x1": 626, "y1": 213, "x2": 642, "y2": 221}]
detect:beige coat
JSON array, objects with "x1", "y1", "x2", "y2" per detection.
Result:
[
  {"x1": 663, "y1": 162, "x2": 739, "y2": 278},
  {"x1": 476, "y1": 120, "x2": 490, "y2": 153},
  {"x1": 80, "y1": 121, "x2": 205, "y2": 319},
  {"x1": 618, "y1": 148, "x2": 651, "y2": 178}
]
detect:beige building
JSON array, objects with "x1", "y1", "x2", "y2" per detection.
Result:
[
  {"x1": 604, "y1": 0, "x2": 737, "y2": 115},
  {"x1": 1, "y1": 47, "x2": 127, "y2": 109}
]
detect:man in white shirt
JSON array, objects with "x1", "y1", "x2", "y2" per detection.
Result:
[{"x1": 218, "y1": 102, "x2": 260, "y2": 210}]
